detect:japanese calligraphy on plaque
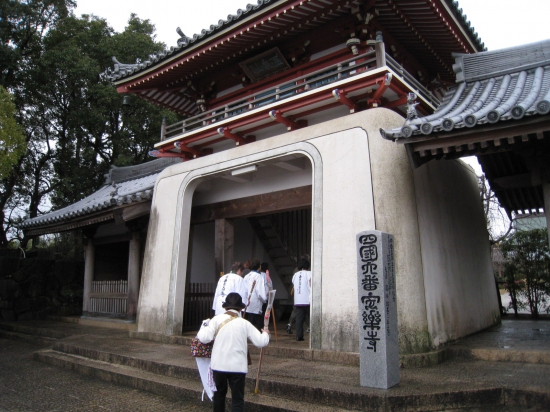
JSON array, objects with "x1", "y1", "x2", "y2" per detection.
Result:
[{"x1": 356, "y1": 230, "x2": 399, "y2": 389}]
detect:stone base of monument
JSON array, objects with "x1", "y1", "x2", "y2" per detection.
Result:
[{"x1": 356, "y1": 230, "x2": 399, "y2": 389}]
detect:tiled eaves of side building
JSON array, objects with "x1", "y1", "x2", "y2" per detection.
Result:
[
  {"x1": 102, "y1": 0, "x2": 484, "y2": 83},
  {"x1": 380, "y1": 39, "x2": 550, "y2": 141},
  {"x1": 20, "y1": 158, "x2": 182, "y2": 230}
]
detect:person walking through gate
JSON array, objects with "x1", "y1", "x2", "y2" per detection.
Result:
[
  {"x1": 212, "y1": 262, "x2": 248, "y2": 316},
  {"x1": 243, "y1": 259, "x2": 267, "y2": 331},
  {"x1": 292, "y1": 256, "x2": 311, "y2": 341},
  {"x1": 197, "y1": 293, "x2": 270, "y2": 412}
]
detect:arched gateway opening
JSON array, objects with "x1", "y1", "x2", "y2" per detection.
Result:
[{"x1": 178, "y1": 153, "x2": 314, "y2": 338}]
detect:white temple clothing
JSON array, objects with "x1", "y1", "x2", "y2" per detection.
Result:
[
  {"x1": 292, "y1": 270, "x2": 311, "y2": 305},
  {"x1": 212, "y1": 273, "x2": 248, "y2": 315},
  {"x1": 197, "y1": 310, "x2": 269, "y2": 374},
  {"x1": 244, "y1": 271, "x2": 267, "y2": 314}
]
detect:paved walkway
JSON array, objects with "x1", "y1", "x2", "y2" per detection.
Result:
[{"x1": 0, "y1": 338, "x2": 209, "y2": 412}]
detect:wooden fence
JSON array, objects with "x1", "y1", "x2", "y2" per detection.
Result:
[
  {"x1": 183, "y1": 282, "x2": 215, "y2": 332},
  {"x1": 89, "y1": 280, "x2": 128, "y2": 316}
]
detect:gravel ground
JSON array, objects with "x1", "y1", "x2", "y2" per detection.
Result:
[{"x1": 0, "y1": 338, "x2": 211, "y2": 412}]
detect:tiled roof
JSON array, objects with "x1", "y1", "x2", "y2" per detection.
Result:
[
  {"x1": 380, "y1": 39, "x2": 550, "y2": 141},
  {"x1": 103, "y1": 0, "x2": 483, "y2": 84},
  {"x1": 21, "y1": 158, "x2": 181, "y2": 230},
  {"x1": 103, "y1": 0, "x2": 275, "y2": 82}
]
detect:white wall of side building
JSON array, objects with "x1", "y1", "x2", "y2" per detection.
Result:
[
  {"x1": 135, "y1": 108, "x2": 499, "y2": 353},
  {"x1": 413, "y1": 159, "x2": 500, "y2": 347}
]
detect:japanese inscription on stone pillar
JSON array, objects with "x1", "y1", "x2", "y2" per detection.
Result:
[{"x1": 356, "y1": 230, "x2": 399, "y2": 389}]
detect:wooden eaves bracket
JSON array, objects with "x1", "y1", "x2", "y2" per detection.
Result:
[
  {"x1": 148, "y1": 149, "x2": 193, "y2": 160},
  {"x1": 217, "y1": 127, "x2": 256, "y2": 146},
  {"x1": 268, "y1": 110, "x2": 307, "y2": 131},
  {"x1": 368, "y1": 73, "x2": 392, "y2": 108},
  {"x1": 332, "y1": 89, "x2": 359, "y2": 113},
  {"x1": 174, "y1": 141, "x2": 213, "y2": 158}
]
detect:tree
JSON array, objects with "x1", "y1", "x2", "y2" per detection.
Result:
[
  {"x1": 0, "y1": 0, "x2": 75, "y2": 93},
  {"x1": 0, "y1": 8, "x2": 178, "y2": 248},
  {"x1": 0, "y1": 86, "x2": 26, "y2": 180},
  {"x1": 478, "y1": 174, "x2": 512, "y2": 245},
  {"x1": 500, "y1": 228, "x2": 550, "y2": 318}
]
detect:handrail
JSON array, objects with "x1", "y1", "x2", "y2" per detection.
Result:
[
  {"x1": 386, "y1": 55, "x2": 440, "y2": 107},
  {"x1": 162, "y1": 50, "x2": 378, "y2": 140},
  {"x1": 161, "y1": 49, "x2": 440, "y2": 141}
]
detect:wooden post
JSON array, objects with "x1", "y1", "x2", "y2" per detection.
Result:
[
  {"x1": 543, "y1": 181, "x2": 550, "y2": 247},
  {"x1": 215, "y1": 219, "x2": 234, "y2": 279},
  {"x1": 82, "y1": 227, "x2": 97, "y2": 317},
  {"x1": 127, "y1": 230, "x2": 140, "y2": 319},
  {"x1": 375, "y1": 31, "x2": 386, "y2": 68}
]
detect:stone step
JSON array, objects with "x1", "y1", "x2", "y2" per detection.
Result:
[
  {"x1": 34, "y1": 349, "x2": 355, "y2": 412},
  {"x1": 0, "y1": 328, "x2": 57, "y2": 346},
  {"x1": 35, "y1": 345, "x2": 541, "y2": 412},
  {"x1": 46, "y1": 341, "x2": 369, "y2": 409},
  {"x1": 0, "y1": 321, "x2": 69, "y2": 340},
  {"x1": 48, "y1": 315, "x2": 137, "y2": 331},
  {"x1": 448, "y1": 346, "x2": 550, "y2": 365}
]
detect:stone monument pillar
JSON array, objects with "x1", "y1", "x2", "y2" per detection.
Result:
[{"x1": 356, "y1": 230, "x2": 399, "y2": 389}]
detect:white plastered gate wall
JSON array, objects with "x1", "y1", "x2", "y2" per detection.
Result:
[
  {"x1": 135, "y1": 107, "x2": 498, "y2": 353},
  {"x1": 136, "y1": 109, "x2": 396, "y2": 351}
]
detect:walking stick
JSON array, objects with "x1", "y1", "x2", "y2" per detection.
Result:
[
  {"x1": 271, "y1": 305, "x2": 278, "y2": 342},
  {"x1": 244, "y1": 280, "x2": 256, "y2": 316},
  {"x1": 266, "y1": 270, "x2": 278, "y2": 342},
  {"x1": 255, "y1": 289, "x2": 276, "y2": 394}
]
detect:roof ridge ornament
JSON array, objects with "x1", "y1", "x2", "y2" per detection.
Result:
[
  {"x1": 405, "y1": 92, "x2": 419, "y2": 121},
  {"x1": 176, "y1": 27, "x2": 191, "y2": 47}
]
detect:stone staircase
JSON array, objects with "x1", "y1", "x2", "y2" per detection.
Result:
[
  {"x1": 1, "y1": 319, "x2": 549, "y2": 411},
  {"x1": 248, "y1": 209, "x2": 311, "y2": 295}
]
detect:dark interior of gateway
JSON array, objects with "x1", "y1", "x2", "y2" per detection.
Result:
[
  {"x1": 183, "y1": 208, "x2": 312, "y2": 332},
  {"x1": 94, "y1": 242, "x2": 129, "y2": 282}
]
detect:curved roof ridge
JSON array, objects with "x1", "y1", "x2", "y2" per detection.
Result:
[
  {"x1": 104, "y1": 0, "x2": 274, "y2": 82},
  {"x1": 21, "y1": 158, "x2": 182, "y2": 231},
  {"x1": 106, "y1": 158, "x2": 181, "y2": 184},
  {"x1": 380, "y1": 46, "x2": 550, "y2": 141},
  {"x1": 453, "y1": 38, "x2": 550, "y2": 83},
  {"x1": 104, "y1": 0, "x2": 484, "y2": 84}
]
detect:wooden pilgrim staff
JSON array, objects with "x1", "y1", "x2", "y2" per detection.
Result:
[
  {"x1": 266, "y1": 269, "x2": 278, "y2": 342},
  {"x1": 254, "y1": 289, "x2": 276, "y2": 394},
  {"x1": 242, "y1": 279, "x2": 257, "y2": 366}
]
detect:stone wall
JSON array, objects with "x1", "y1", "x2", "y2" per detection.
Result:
[{"x1": 0, "y1": 250, "x2": 84, "y2": 321}]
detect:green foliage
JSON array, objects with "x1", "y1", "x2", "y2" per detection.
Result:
[
  {"x1": 0, "y1": 0, "x2": 75, "y2": 92},
  {"x1": 0, "y1": 86, "x2": 26, "y2": 179},
  {"x1": 500, "y1": 228, "x2": 550, "y2": 317},
  {"x1": 0, "y1": 6, "x2": 178, "y2": 248}
]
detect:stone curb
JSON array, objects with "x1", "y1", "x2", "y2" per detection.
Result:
[
  {"x1": 0, "y1": 329, "x2": 57, "y2": 346},
  {"x1": 449, "y1": 347, "x2": 550, "y2": 364},
  {"x1": 0, "y1": 322, "x2": 70, "y2": 339}
]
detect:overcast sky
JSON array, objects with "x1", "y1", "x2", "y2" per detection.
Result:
[{"x1": 74, "y1": 0, "x2": 550, "y2": 51}]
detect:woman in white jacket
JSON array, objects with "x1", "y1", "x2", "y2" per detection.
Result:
[{"x1": 198, "y1": 293, "x2": 270, "y2": 412}]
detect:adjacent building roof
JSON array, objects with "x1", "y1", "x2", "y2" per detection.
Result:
[
  {"x1": 380, "y1": 39, "x2": 550, "y2": 140},
  {"x1": 379, "y1": 39, "x2": 550, "y2": 217},
  {"x1": 21, "y1": 158, "x2": 181, "y2": 233}
]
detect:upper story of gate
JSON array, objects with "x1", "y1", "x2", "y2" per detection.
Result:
[{"x1": 105, "y1": 0, "x2": 484, "y2": 160}]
